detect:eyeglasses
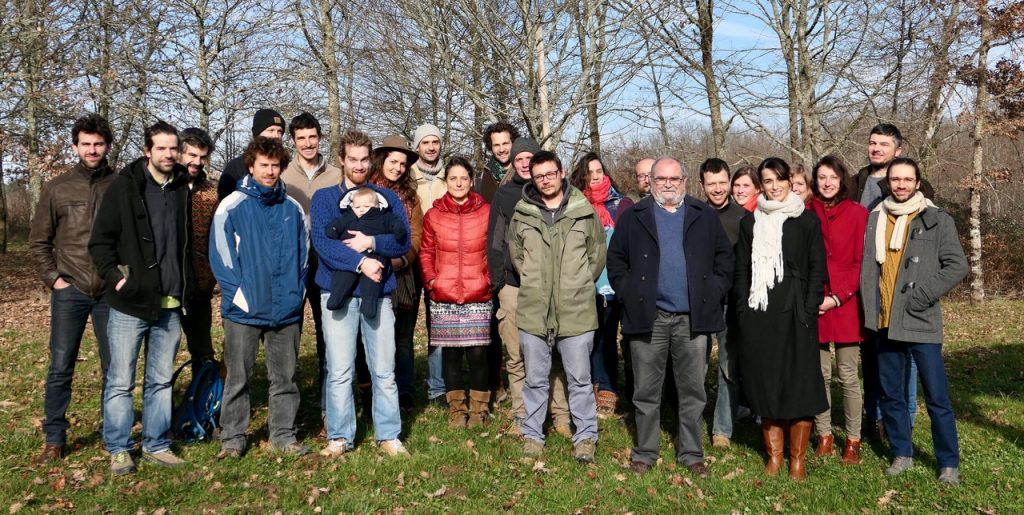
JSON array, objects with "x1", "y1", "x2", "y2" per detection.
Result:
[
  {"x1": 636, "y1": 174, "x2": 650, "y2": 182},
  {"x1": 653, "y1": 176, "x2": 683, "y2": 185},
  {"x1": 532, "y1": 170, "x2": 560, "y2": 182}
]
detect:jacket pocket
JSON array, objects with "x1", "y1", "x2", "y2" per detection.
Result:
[
  {"x1": 903, "y1": 302, "x2": 939, "y2": 333},
  {"x1": 114, "y1": 264, "x2": 138, "y2": 297}
]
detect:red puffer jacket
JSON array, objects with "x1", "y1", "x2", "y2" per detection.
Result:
[
  {"x1": 810, "y1": 198, "x2": 868, "y2": 344},
  {"x1": 420, "y1": 191, "x2": 492, "y2": 304}
]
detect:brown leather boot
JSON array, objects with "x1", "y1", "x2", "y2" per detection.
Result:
[
  {"x1": 762, "y1": 419, "x2": 785, "y2": 476},
  {"x1": 446, "y1": 391, "x2": 468, "y2": 429},
  {"x1": 32, "y1": 443, "x2": 63, "y2": 466},
  {"x1": 467, "y1": 390, "x2": 491, "y2": 428},
  {"x1": 841, "y1": 438, "x2": 862, "y2": 465},
  {"x1": 788, "y1": 419, "x2": 813, "y2": 481},
  {"x1": 815, "y1": 433, "x2": 835, "y2": 457}
]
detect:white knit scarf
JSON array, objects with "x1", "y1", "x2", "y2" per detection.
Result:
[
  {"x1": 748, "y1": 192, "x2": 805, "y2": 311},
  {"x1": 873, "y1": 192, "x2": 935, "y2": 264}
]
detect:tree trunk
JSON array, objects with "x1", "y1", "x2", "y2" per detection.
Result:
[
  {"x1": 969, "y1": 2, "x2": 989, "y2": 303},
  {"x1": 535, "y1": 23, "x2": 552, "y2": 148},
  {"x1": 919, "y1": 0, "x2": 962, "y2": 180}
]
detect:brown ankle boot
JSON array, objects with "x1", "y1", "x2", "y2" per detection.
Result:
[
  {"x1": 815, "y1": 433, "x2": 835, "y2": 457},
  {"x1": 467, "y1": 390, "x2": 491, "y2": 428},
  {"x1": 788, "y1": 419, "x2": 813, "y2": 481},
  {"x1": 762, "y1": 419, "x2": 785, "y2": 476},
  {"x1": 841, "y1": 438, "x2": 862, "y2": 465},
  {"x1": 446, "y1": 391, "x2": 468, "y2": 429}
]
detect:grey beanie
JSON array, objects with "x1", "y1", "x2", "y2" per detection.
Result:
[
  {"x1": 510, "y1": 137, "x2": 541, "y2": 159},
  {"x1": 412, "y1": 123, "x2": 442, "y2": 149}
]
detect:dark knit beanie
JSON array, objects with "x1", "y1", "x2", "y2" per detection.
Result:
[
  {"x1": 510, "y1": 137, "x2": 541, "y2": 159},
  {"x1": 252, "y1": 109, "x2": 285, "y2": 137}
]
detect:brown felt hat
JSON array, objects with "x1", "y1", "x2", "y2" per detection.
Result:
[{"x1": 373, "y1": 135, "x2": 419, "y2": 166}]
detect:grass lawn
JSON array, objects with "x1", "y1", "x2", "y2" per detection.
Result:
[{"x1": 1, "y1": 242, "x2": 1022, "y2": 513}]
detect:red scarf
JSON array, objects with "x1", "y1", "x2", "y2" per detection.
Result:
[
  {"x1": 741, "y1": 194, "x2": 759, "y2": 213},
  {"x1": 583, "y1": 175, "x2": 615, "y2": 228}
]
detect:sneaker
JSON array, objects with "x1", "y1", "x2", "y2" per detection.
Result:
[
  {"x1": 379, "y1": 439, "x2": 410, "y2": 457},
  {"x1": 572, "y1": 438, "x2": 596, "y2": 463},
  {"x1": 885, "y1": 456, "x2": 914, "y2": 476},
  {"x1": 142, "y1": 450, "x2": 187, "y2": 467},
  {"x1": 711, "y1": 435, "x2": 731, "y2": 448},
  {"x1": 320, "y1": 439, "x2": 349, "y2": 458},
  {"x1": 110, "y1": 451, "x2": 136, "y2": 476},
  {"x1": 277, "y1": 442, "x2": 312, "y2": 456},
  {"x1": 938, "y1": 467, "x2": 960, "y2": 486},
  {"x1": 522, "y1": 438, "x2": 544, "y2": 460}
]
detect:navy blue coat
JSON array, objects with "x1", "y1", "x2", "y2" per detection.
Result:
[{"x1": 607, "y1": 195, "x2": 734, "y2": 335}]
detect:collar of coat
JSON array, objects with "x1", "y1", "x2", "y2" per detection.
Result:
[
  {"x1": 121, "y1": 156, "x2": 188, "y2": 193},
  {"x1": 630, "y1": 194, "x2": 710, "y2": 239},
  {"x1": 514, "y1": 183, "x2": 593, "y2": 225}
]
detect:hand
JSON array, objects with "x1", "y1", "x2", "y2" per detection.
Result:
[
  {"x1": 115, "y1": 277, "x2": 127, "y2": 292},
  {"x1": 817, "y1": 296, "x2": 838, "y2": 313},
  {"x1": 360, "y1": 258, "x2": 384, "y2": 283},
  {"x1": 53, "y1": 277, "x2": 71, "y2": 290},
  {"x1": 427, "y1": 279, "x2": 435, "y2": 290},
  {"x1": 344, "y1": 231, "x2": 374, "y2": 253}
]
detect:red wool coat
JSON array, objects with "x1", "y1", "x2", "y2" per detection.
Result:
[
  {"x1": 420, "y1": 191, "x2": 492, "y2": 304},
  {"x1": 810, "y1": 198, "x2": 868, "y2": 344}
]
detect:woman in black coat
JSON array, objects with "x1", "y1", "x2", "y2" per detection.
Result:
[{"x1": 733, "y1": 157, "x2": 828, "y2": 481}]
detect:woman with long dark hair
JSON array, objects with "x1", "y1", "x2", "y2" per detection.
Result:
[
  {"x1": 734, "y1": 157, "x2": 828, "y2": 481},
  {"x1": 809, "y1": 155, "x2": 868, "y2": 464},
  {"x1": 571, "y1": 152, "x2": 634, "y2": 416}
]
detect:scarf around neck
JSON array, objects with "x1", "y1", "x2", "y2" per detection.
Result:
[
  {"x1": 583, "y1": 175, "x2": 615, "y2": 228},
  {"x1": 416, "y1": 160, "x2": 443, "y2": 178},
  {"x1": 748, "y1": 192, "x2": 805, "y2": 311},
  {"x1": 873, "y1": 191, "x2": 935, "y2": 264}
]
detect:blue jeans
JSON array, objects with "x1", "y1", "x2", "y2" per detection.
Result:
[
  {"x1": 711, "y1": 312, "x2": 739, "y2": 438},
  {"x1": 877, "y1": 330, "x2": 959, "y2": 468},
  {"x1": 321, "y1": 294, "x2": 401, "y2": 442},
  {"x1": 103, "y1": 307, "x2": 180, "y2": 455},
  {"x1": 590, "y1": 295, "x2": 622, "y2": 393},
  {"x1": 864, "y1": 331, "x2": 918, "y2": 426},
  {"x1": 43, "y1": 285, "x2": 111, "y2": 445},
  {"x1": 520, "y1": 331, "x2": 597, "y2": 444},
  {"x1": 424, "y1": 298, "x2": 446, "y2": 400}
]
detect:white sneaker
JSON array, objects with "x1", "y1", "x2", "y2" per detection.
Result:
[
  {"x1": 320, "y1": 439, "x2": 348, "y2": 458},
  {"x1": 378, "y1": 439, "x2": 409, "y2": 457}
]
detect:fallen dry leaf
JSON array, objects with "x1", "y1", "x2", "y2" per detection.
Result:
[
  {"x1": 877, "y1": 489, "x2": 898, "y2": 508},
  {"x1": 425, "y1": 486, "x2": 447, "y2": 499},
  {"x1": 9, "y1": 503, "x2": 23, "y2": 514},
  {"x1": 614, "y1": 473, "x2": 626, "y2": 482},
  {"x1": 531, "y1": 461, "x2": 549, "y2": 473},
  {"x1": 722, "y1": 467, "x2": 744, "y2": 481}
]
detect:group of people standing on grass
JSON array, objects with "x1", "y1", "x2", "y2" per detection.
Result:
[{"x1": 29, "y1": 110, "x2": 965, "y2": 486}]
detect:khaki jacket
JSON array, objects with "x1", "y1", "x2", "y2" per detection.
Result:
[
  {"x1": 413, "y1": 163, "x2": 447, "y2": 214},
  {"x1": 281, "y1": 155, "x2": 341, "y2": 215},
  {"x1": 509, "y1": 184, "x2": 606, "y2": 338}
]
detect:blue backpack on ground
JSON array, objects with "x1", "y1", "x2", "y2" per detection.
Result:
[{"x1": 172, "y1": 358, "x2": 224, "y2": 442}]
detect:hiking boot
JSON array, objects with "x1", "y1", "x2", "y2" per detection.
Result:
[
  {"x1": 110, "y1": 451, "x2": 136, "y2": 476},
  {"x1": 522, "y1": 438, "x2": 544, "y2": 461},
  {"x1": 275, "y1": 442, "x2": 312, "y2": 456},
  {"x1": 595, "y1": 390, "x2": 618, "y2": 419},
  {"x1": 379, "y1": 439, "x2": 410, "y2": 457},
  {"x1": 142, "y1": 450, "x2": 187, "y2": 467},
  {"x1": 630, "y1": 460, "x2": 652, "y2": 474},
  {"x1": 711, "y1": 435, "x2": 731, "y2": 448},
  {"x1": 572, "y1": 438, "x2": 596, "y2": 463},
  {"x1": 467, "y1": 390, "x2": 491, "y2": 428},
  {"x1": 32, "y1": 443, "x2": 63, "y2": 466},
  {"x1": 938, "y1": 467, "x2": 960, "y2": 486},
  {"x1": 687, "y1": 461, "x2": 710, "y2": 479},
  {"x1": 320, "y1": 439, "x2": 349, "y2": 458},
  {"x1": 216, "y1": 447, "x2": 243, "y2": 460},
  {"x1": 886, "y1": 456, "x2": 914, "y2": 476},
  {"x1": 815, "y1": 433, "x2": 835, "y2": 457},
  {"x1": 840, "y1": 439, "x2": 862, "y2": 465}
]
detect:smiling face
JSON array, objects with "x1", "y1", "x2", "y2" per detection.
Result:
[
  {"x1": 249, "y1": 153, "x2": 282, "y2": 188},
  {"x1": 732, "y1": 175, "x2": 759, "y2": 205},
  {"x1": 815, "y1": 165, "x2": 842, "y2": 202},
  {"x1": 651, "y1": 160, "x2": 686, "y2": 208},
  {"x1": 417, "y1": 135, "x2": 441, "y2": 165},
  {"x1": 489, "y1": 131, "x2": 513, "y2": 165},
  {"x1": 791, "y1": 174, "x2": 811, "y2": 202},
  {"x1": 145, "y1": 133, "x2": 179, "y2": 176},
  {"x1": 382, "y1": 151, "x2": 408, "y2": 183},
  {"x1": 701, "y1": 170, "x2": 730, "y2": 208},
  {"x1": 868, "y1": 133, "x2": 902, "y2": 170},
  {"x1": 341, "y1": 143, "x2": 371, "y2": 185},
  {"x1": 761, "y1": 168, "x2": 790, "y2": 202},
  {"x1": 73, "y1": 132, "x2": 110, "y2": 169},
  {"x1": 178, "y1": 143, "x2": 210, "y2": 178},
  {"x1": 292, "y1": 127, "x2": 321, "y2": 162},
  {"x1": 887, "y1": 163, "x2": 920, "y2": 203}
]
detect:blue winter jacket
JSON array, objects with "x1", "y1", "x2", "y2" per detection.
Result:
[
  {"x1": 210, "y1": 175, "x2": 309, "y2": 327},
  {"x1": 310, "y1": 181, "x2": 411, "y2": 297}
]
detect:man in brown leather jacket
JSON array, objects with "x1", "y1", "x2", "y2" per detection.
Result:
[{"x1": 28, "y1": 114, "x2": 116, "y2": 465}]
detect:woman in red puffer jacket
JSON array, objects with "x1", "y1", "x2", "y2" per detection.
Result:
[{"x1": 420, "y1": 156, "x2": 492, "y2": 429}]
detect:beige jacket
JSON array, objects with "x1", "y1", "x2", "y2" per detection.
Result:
[
  {"x1": 281, "y1": 155, "x2": 341, "y2": 215},
  {"x1": 413, "y1": 162, "x2": 447, "y2": 214}
]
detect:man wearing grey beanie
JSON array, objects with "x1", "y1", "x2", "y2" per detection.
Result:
[{"x1": 217, "y1": 108, "x2": 286, "y2": 201}]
